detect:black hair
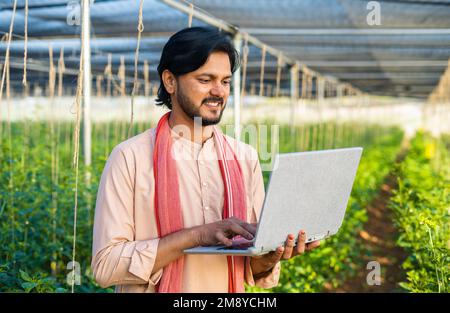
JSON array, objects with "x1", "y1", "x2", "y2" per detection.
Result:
[{"x1": 156, "y1": 27, "x2": 240, "y2": 109}]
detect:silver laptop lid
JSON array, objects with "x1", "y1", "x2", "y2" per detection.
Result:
[{"x1": 253, "y1": 147, "x2": 363, "y2": 251}]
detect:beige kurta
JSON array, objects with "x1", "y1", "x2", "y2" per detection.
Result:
[{"x1": 91, "y1": 126, "x2": 281, "y2": 293}]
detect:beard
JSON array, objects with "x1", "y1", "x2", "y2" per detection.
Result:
[{"x1": 175, "y1": 85, "x2": 226, "y2": 126}]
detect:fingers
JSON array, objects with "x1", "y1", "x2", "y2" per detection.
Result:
[
  {"x1": 282, "y1": 234, "x2": 295, "y2": 260},
  {"x1": 253, "y1": 246, "x2": 284, "y2": 274},
  {"x1": 269, "y1": 246, "x2": 284, "y2": 264},
  {"x1": 306, "y1": 240, "x2": 321, "y2": 251},
  {"x1": 295, "y1": 230, "x2": 306, "y2": 255},
  {"x1": 240, "y1": 222, "x2": 257, "y2": 236},
  {"x1": 215, "y1": 232, "x2": 232, "y2": 246},
  {"x1": 229, "y1": 218, "x2": 257, "y2": 236},
  {"x1": 228, "y1": 222, "x2": 254, "y2": 240}
]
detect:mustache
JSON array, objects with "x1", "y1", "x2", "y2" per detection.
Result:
[{"x1": 202, "y1": 97, "x2": 224, "y2": 105}]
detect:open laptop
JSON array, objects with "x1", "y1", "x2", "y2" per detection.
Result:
[{"x1": 184, "y1": 147, "x2": 363, "y2": 256}]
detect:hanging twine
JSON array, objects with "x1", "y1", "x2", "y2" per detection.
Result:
[
  {"x1": 106, "y1": 59, "x2": 117, "y2": 95},
  {"x1": 118, "y1": 55, "x2": 126, "y2": 97},
  {"x1": 301, "y1": 68, "x2": 307, "y2": 99},
  {"x1": 240, "y1": 34, "x2": 249, "y2": 99},
  {"x1": 104, "y1": 53, "x2": 112, "y2": 97},
  {"x1": 152, "y1": 84, "x2": 158, "y2": 96},
  {"x1": 275, "y1": 53, "x2": 283, "y2": 98},
  {"x1": 68, "y1": 0, "x2": 95, "y2": 291},
  {"x1": 0, "y1": 0, "x2": 17, "y2": 107},
  {"x1": 104, "y1": 56, "x2": 127, "y2": 96},
  {"x1": 96, "y1": 75, "x2": 103, "y2": 97},
  {"x1": 48, "y1": 43, "x2": 58, "y2": 277},
  {"x1": 58, "y1": 47, "x2": 66, "y2": 97},
  {"x1": 22, "y1": 0, "x2": 29, "y2": 87},
  {"x1": 5, "y1": 40, "x2": 17, "y2": 266},
  {"x1": 128, "y1": 0, "x2": 145, "y2": 138},
  {"x1": 48, "y1": 45, "x2": 56, "y2": 98},
  {"x1": 144, "y1": 60, "x2": 150, "y2": 97},
  {"x1": 70, "y1": 36, "x2": 84, "y2": 295},
  {"x1": 317, "y1": 76, "x2": 323, "y2": 101},
  {"x1": 308, "y1": 75, "x2": 313, "y2": 99},
  {"x1": 259, "y1": 44, "x2": 266, "y2": 97},
  {"x1": 0, "y1": 35, "x2": 10, "y2": 106}
]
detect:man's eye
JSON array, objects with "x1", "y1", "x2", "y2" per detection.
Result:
[
  {"x1": 199, "y1": 79, "x2": 210, "y2": 83},
  {"x1": 223, "y1": 81, "x2": 231, "y2": 85}
]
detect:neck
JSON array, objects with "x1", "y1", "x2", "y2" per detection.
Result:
[{"x1": 168, "y1": 105, "x2": 214, "y2": 145}]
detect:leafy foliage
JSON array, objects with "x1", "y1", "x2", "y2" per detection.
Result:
[
  {"x1": 389, "y1": 131, "x2": 450, "y2": 293},
  {"x1": 0, "y1": 120, "x2": 407, "y2": 293}
]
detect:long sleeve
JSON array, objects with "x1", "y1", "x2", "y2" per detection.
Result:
[
  {"x1": 91, "y1": 145, "x2": 163, "y2": 288},
  {"x1": 244, "y1": 156, "x2": 281, "y2": 289}
]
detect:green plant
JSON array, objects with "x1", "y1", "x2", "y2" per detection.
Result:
[{"x1": 389, "y1": 131, "x2": 450, "y2": 293}]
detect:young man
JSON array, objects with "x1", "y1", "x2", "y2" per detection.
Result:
[{"x1": 91, "y1": 27, "x2": 320, "y2": 293}]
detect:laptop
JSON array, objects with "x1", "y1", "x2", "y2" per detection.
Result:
[{"x1": 184, "y1": 147, "x2": 363, "y2": 256}]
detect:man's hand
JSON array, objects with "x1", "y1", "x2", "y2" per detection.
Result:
[
  {"x1": 250, "y1": 230, "x2": 321, "y2": 279},
  {"x1": 194, "y1": 217, "x2": 257, "y2": 247}
]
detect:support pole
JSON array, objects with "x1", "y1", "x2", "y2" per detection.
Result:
[
  {"x1": 233, "y1": 34, "x2": 242, "y2": 140},
  {"x1": 82, "y1": 0, "x2": 92, "y2": 167},
  {"x1": 290, "y1": 63, "x2": 299, "y2": 134}
]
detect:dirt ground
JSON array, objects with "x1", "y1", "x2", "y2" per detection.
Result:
[{"x1": 326, "y1": 142, "x2": 409, "y2": 293}]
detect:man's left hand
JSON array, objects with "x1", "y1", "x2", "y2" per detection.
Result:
[{"x1": 250, "y1": 230, "x2": 321, "y2": 278}]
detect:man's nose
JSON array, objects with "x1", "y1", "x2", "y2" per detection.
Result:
[{"x1": 210, "y1": 82, "x2": 228, "y2": 98}]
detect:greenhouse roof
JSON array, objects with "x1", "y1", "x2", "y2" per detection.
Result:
[{"x1": 1, "y1": 0, "x2": 450, "y2": 98}]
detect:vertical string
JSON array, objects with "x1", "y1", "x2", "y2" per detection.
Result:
[
  {"x1": 71, "y1": 46, "x2": 83, "y2": 295},
  {"x1": 301, "y1": 70, "x2": 307, "y2": 99},
  {"x1": 259, "y1": 45, "x2": 266, "y2": 97},
  {"x1": 58, "y1": 47, "x2": 66, "y2": 98},
  {"x1": 275, "y1": 53, "x2": 283, "y2": 98},
  {"x1": 96, "y1": 75, "x2": 103, "y2": 97},
  {"x1": 144, "y1": 60, "x2": 150, "y2": 97},
  {"x1": 6, "y1": 39, "x2": 16, "y2": 267},
  {"x1": 105, "y1": 53, "x2": 112, "y2": 97},
  {"x1": 0, "y1": 0, "x2": 17, "y2": 110},
  {"x1": 0, "y1": 1, "x2": 17, "y2": 266},
  {"x1": 48, "y1": 44, "x2": 58, "y2": 276},
  {"x1": 48, "y1": 45, "x2": 56, "y2": 99},
  {"x1": 307, "y1": 75, "x2": 313, "y2": 99},
  {"x1": 118, "y1": 55, "x2": 126, "y2": 97},
  {"x1": 128, "y1": 0, "x2": 145, "y2": 138},
  {"x1": 240, "y1": 35, "x2": 249, "y2": 100},
  {"x1": 22, "y1": 0, "x2": 29, "y2": 87}
]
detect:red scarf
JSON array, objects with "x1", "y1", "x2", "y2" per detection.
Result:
[{"x1": 153, "y1": 112, "x2": 247, "y2": 293}]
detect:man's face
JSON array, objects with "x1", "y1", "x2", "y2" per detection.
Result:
[{"x1": 173, "y1": 51, "x2": 232, "y2": 126}]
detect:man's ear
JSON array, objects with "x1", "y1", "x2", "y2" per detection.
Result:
[{"x1": 162, "y1": 69, "x2": 176, "y2": 95}]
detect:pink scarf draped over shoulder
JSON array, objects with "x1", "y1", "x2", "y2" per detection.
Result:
[{"x1": 153, "y1": 112, "x2": 248, "y2": 293}]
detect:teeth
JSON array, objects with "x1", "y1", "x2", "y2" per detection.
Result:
[{"x1": 206, "y1": 102, "x2": 219, "y2": 107}]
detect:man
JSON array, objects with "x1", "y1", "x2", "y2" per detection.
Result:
[{"x1": 91, "y1": 27, "x2": 320, "y2": 293}]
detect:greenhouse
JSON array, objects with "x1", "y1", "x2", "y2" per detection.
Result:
[{"x1": 0, "y1": 0, "x2": 449, "y2": 294}]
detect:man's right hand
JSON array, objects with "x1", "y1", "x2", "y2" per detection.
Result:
[
  {"x1": 194, "y1": 217, "x2": 257, "y2": 247},
  {"x1": 153, "y1": 218, "x2": 257, "y2": 274}
]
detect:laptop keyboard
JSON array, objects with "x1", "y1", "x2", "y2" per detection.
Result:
[{"x1": 218, "y1": 237, "x2": 254, "y2": 250}]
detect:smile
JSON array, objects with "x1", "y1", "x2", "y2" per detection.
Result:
[{"x1": 204, "y1": 102, "x2": 221, "y2": 108}]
